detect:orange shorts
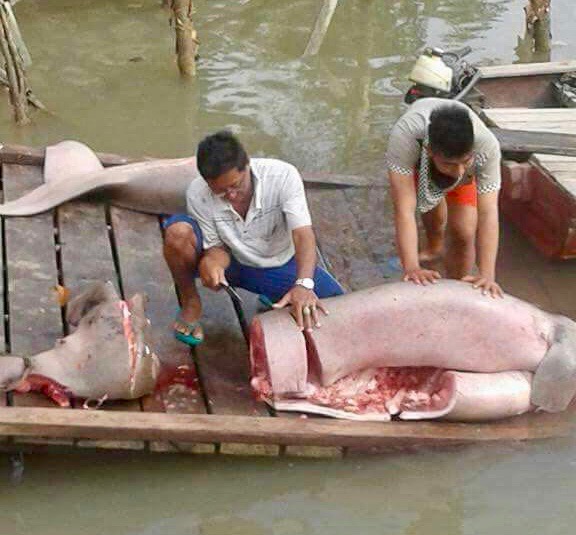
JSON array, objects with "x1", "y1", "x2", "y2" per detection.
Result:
[
  {"x1": 414, "y1": 173, "x2": 478, "y2": 208},
  {"x1": 445, "y1": 180, "x2": 477, "y2": 207}
]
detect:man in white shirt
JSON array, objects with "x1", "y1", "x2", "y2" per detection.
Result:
[{"x1": 163, "y1": 131, "x2": 343, "y2": 346}]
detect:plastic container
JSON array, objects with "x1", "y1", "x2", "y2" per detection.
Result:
[{"x1": 409, "y1": 53, "x2": 453, "y2": 93}]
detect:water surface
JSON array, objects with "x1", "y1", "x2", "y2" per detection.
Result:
[{"x1": 1, "y1": 1, "x2": 576, "y2": 533}]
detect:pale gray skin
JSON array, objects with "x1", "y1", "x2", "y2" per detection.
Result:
[
  {"x1": 0, "y1": 140, "x2": 365, "y2": 217},
  {"x1": 532, "y1": 316, "x2": 576, "y2": 412},
  {"x1": 0, "y1": 282, "x2": 160, "y2": 401},
  {"x1": 0, "y1": 140, "x2": 196, "y2": 216},
  {"x1": 254, "y1": 280, "x2": 576, "y2": 419}
]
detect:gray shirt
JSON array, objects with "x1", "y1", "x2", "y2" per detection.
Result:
[
  {"x1": 186, "y1": 158, "x2": 312, "y2": 268},
  {"x1": 385, "y1": 98, "x2": 501, "y2": 212}
]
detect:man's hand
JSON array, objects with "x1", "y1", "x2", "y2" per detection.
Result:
[
  {"x1": 462, "y1": 275, "x2": 503, "y2": 298},
  {"x1": 273, "y1": 286, "x2": 328, "y2": 331},
  {"x1": 403, "y1": 268, "x2": 441, "y2": 285},
  {"x1": 198, "y1": 258, "x2": 227, "y2": 291}
]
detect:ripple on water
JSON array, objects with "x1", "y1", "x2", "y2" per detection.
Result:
[{"x1": 372, "y1": 78, "x2": 404, "y2": 97}]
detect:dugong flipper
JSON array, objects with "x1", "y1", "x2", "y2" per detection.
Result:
[
  {"x1": 532, "y1": 316, "x2": 576, "y2": 412},
  {"x1": 0, "y1": 140, "x2": 197, "y2": 216}
]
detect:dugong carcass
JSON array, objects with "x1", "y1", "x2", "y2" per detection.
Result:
[
  {"x1": 0, "y1": 140, "x2": 196, "y2": 216},
  {"x1": 0, "y1": 282, "x2": 160, "y2": 407},
  {"x1": 0, "y1": 140, "x2": 367, "y2": 217},
  {"x1": 250, "y1": 280, "x2": 576, "y2": 422}
]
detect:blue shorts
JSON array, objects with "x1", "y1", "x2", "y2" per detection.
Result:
[{"x1": 162, "y1": 214, "x2": 345, "y2": 303}]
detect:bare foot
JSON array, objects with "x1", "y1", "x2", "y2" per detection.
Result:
[{"x1": 418, "y1": 248, "x2": 444, "y2": 264}]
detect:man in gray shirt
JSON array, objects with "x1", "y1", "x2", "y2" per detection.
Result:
[
  {"x1": 386, "y1": 98, "x2": 502, "y2": 297},
  {"x1": 163, "y1": 131, "x2": 343, "y2": 346}
]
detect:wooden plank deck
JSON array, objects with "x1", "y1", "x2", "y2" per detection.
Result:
[
  {"x1": 0, "y1": 405, "x2": 574, "y2": 445},
  {"x1": 2, "y1": 164, "x2": 71, "y2": 447},
  {"x1": 109, "y1": 207, "x2": 213, "y2": 454},
  {"x1": 0, "y1": 161, "x2": 575, "y2": 456},
  {"x1": 194, "y1": 285, "x2": 280, "y2": 456},
  {"x1": 483, "y1": 108, "x2": 576, "y2": 203},
  {"x1": 482, "y1": 108, "x2": 576, "y2": 259},
  {"x1": 0, "y1": 164, "x2": 7, "y2": 448}
]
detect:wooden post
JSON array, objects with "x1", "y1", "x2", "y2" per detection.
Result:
[
  {"x1": 525, "y1": 0, "x2": 551, "y2": 27},
  {"x1": 525, "y1": 0, "x2": 551, "y2": 57},
  {"x1": 171, "y1": 0, "x2": 198, "y2": 77},
  {"x1": 0, "y1": 2, "x2": 29, "y2": 125},
  {"x1": 303, "y1": 0, "x2": 339, "y2": 57}
]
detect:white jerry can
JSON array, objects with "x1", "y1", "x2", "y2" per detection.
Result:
[{"x1": 409, "y1": 53, "x2": 453, "y2": 93}]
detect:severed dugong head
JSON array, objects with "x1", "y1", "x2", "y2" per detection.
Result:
[
  {"x1": 0, "y1": 281, "x2": 160, "y2": 407},
  {"x1": 0, "y1": 140, "x2": 198, "y2": 216}
]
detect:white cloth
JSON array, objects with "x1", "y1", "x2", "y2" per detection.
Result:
[
  {"x1": 385, "y1": 98, "x2": 501, "y2": 213},
  {"x1": 186, "y1": 158, "x2": 312, "y2": 268}
]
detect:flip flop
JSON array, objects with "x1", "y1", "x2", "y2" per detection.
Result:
[{"x1": 173, "y1": 317, "x2": 204, "y2": 347}]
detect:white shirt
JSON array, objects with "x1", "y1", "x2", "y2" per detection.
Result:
[{"x1": 186, "y1": 158, "x2": 312, "y2": 268}]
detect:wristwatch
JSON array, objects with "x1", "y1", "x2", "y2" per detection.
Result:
[{"x1": 294, "y1": 277, "x2": 315, "y2": 291}]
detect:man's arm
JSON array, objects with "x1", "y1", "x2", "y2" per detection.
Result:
[
  {"x1": 477, "y1": 190, "x2": 499, "y2": 279},
  {"x1": 198, "y1": 246, "x2": 231, "y2": 290},
  {"x1": 270, "y1": 164, "x2": 328, "y2": 330},
  {"x1": 186, "y1": 183, "x2": 230, "y2": 291},
  {"x1": 462, "y1": 190, "x2": 503, "y2": 298},
  {"x1": 273, "y1": 225, "x2": 326, "y2": 331},
  {"x1": 389, "y1": 170, "x2": 440, "y2": 285},
  {"x1": 292, "y1": 225, "x2": 317, "y2": 280}
]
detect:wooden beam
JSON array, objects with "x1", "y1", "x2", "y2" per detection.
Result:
[
  {"x1": 0, "y1": 143, "x2": 138, "y2": 167},
  {"x1": 0, "y1": 144, "x2": 372, "y2": 187},
  {"x1": 491, "y1": 128, "x2": 576, "y2": 159},
  {"x1": 478, "y1": 60, "x2": 576, "y2": 79},
  {"x1": 0, "y1": 407, "x2": 573, "y2": 445},
  {"x1": 303, "y1": 0, "x2": 338, "y2": 57}
]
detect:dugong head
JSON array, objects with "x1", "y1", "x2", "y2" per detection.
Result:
[{"x1": 6, "y1": 281, "x2": 161, "y2": 406}]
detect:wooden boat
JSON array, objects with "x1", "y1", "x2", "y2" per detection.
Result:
[
  {"x1": 461, "y1": 60, "x2": 576, "y2": 260},
  {"x1": 0, "y1": 145, "x2": 574, "y2": 459}
]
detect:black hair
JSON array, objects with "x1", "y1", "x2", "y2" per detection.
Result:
[
  {"x1": 428, "y1": 105, "x2": 474, "y2": 158},
  {"x1": 196, "y1": 130, "x2": 249, "y2": 180}
]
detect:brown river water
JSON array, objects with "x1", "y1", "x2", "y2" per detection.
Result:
[{"x1": 1, "y1": 1, "x2": 576, "y2": 534}]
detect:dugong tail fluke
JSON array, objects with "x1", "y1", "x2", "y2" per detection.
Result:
[
  {"x1": 531, "y1": 316, "x2": 576, "y2": 412},
  {"x1": 0, "y1": 140, "x2": 197, "y2": 216}
]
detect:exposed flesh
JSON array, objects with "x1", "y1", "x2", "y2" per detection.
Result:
[
  {"x1": 250, "y1": 281, "x2": 573, "y2": 421},
  {"x1": 0, "y1": 282, "x2": 160, "y2": 407}
]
